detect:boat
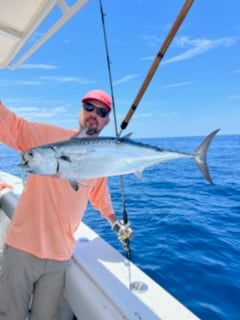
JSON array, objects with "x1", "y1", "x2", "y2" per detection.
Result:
[
  {"x1": 0, "y1": 171, "x2": 199, "y2": 319},
  {"x1": 0, "y1": 0, "x2": 199, "y2": 319}
]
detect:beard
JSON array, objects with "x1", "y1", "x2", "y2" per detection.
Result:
[
  {"x1": 86, "y1": 127, "x2": 99, "y2": 135},
  {"x1": 80, "y1": 116, "x2": 100, "y2": 136}
]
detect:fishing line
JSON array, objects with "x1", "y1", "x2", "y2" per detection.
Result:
[
  {"x1": 99, "y1": 0, "x2": 119, "y2": 137},
  {"x1": 98, "y1": 0, "x2": 131, "y2": 259}
]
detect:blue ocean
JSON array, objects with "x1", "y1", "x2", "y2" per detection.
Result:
[{"x1": 0, "y1": 134, "x2": 239, "y2": 320}]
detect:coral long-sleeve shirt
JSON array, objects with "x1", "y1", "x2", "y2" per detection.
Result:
[{"x1": 0, "y1": 101, "x2": 114, "y2": 260}]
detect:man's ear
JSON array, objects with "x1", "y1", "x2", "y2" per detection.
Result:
[{"x1": 105, "y1": 117, "x2": 110, "y2": 126}]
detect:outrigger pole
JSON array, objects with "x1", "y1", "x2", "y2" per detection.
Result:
[{"x1": 119, "y1": 0, "x2": 195, "y2": 136}]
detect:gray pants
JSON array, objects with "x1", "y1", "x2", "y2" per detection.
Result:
[{"x1": 0, "y1": 245, "x2": 70, "y2": 320}]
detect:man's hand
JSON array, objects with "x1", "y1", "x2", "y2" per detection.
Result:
[
  {"x1": 0, "y1": 182, "x2": 13, "y2": 190},
  {"x1": 112, "y1": 220, "x2": 133, "y2": 241}
]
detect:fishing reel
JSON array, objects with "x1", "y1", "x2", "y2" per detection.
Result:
[{"x1": 112, "y1": 219, "x2": 132, "y2": 241}]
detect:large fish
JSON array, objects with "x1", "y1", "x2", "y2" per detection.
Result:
[{"x1": 20, "y1": 129, "x2": 220, "y2": 190}]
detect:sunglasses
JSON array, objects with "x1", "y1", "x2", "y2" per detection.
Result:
[{"x1": 83, "y1": 102, "x2": 109, "y2": 118}]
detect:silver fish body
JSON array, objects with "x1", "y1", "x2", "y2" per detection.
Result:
[{"x1": 20, "y1": 129, "x2": 220, "y2": 188}]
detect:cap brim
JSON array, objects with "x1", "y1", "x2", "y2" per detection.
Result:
[{"x1": 82, "y1": 98, "x2": 111, "y2": 112}]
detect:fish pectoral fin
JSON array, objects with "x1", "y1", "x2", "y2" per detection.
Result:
[
  {"x1": 78, "y1": 179, "x2": 88, "y2": 186},
  {"x1": 69, "y1": 179, "x2": 89, "y2": 191},
  {"x1": 69, "y1": 181, "x2": 79, "y2": 191},
  {"x1": 134, "y1": 171, "x2": 143, "y2": 180}
]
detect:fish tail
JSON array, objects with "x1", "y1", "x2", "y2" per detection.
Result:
[{"x1": 193, "y1": 129, "x2": 220, "y2": 184}]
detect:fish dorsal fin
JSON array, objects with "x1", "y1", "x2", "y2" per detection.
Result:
[{"x1": 122, "y1": 132, "x2": 133, "y2": 139}]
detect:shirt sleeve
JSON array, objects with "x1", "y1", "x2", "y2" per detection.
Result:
[
  {"x1": 89, "y1": 177, "x2": 115, "y2": 218},
  {"x1": 0, "y1": 101, "x2": 74, "y2": 151},
  {"x1": 0, "y1": 101, "x2": 26, "y2": 151}
]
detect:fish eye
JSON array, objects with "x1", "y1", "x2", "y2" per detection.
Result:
[{"x1": 28, "y1": 151, "x2": 34, "y2": 158}]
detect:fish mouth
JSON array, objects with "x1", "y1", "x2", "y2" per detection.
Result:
[
  {"x1": 18, "y1": 161, "x2": 33, "y2": 173},
  {"x1": 18, "y1": 155, "x2": 31, "y2": 171},
  {"x1": 19, "y1": 161, "x2": 27, "y2": 166},
  {"x1": 18, "y1": 160, "x2": 28, "y2": 168}
]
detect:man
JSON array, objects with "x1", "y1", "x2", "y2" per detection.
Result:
[{"x1": 0, "y1": 89, "x2": 132, "y2": 320}]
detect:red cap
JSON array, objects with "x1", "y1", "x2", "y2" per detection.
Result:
[{"x1": 82, "y1": 89, "x2": 112, "y2": 111}]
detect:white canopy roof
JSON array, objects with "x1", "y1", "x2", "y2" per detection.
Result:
[{"x1": 0, "y1": 0, "x2": 88, "y2": 70}]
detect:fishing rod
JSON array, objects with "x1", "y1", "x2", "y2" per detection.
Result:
[
  {"x1": 119, "y1": 0, "x2": 195, "y2": 136},
  {"x1": 99, "y1": 0, "x2": 195, "y2": 260}
]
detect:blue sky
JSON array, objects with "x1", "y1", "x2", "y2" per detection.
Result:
[{"x1": 1, "y1": 0, "x2": 239, "y2": 138}]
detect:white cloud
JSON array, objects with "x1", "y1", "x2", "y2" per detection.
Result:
[
  {"x1": 113, "y1": 74, "x2": 138, "y2": 86},
  {"x1": 133, "y1": 112, "x2": 152, "y2": 119},
  {"x1": 0, "y1": 75, "x2": 93, "y2": 87},
  {"x1": 16, "y1": 80, "x2": 43, "y2": 86},
  {"x1": 231, "y1": 69, "x2": 240, "y2": 74},
  {"x1": 163, "y1": 36, "x2": 238, "y2": 64},
  {"x1": 162, "y1": 82, "x2": 191, "y2": 89},
  {"x1": 140, "y1": 55, "x2": 155, "y2": 61},
  {"x1": 228, "y1": 95, "x2": 240, "y2": 100},
  {"x1": 40, "y1": 76, "x2": 94, "y2": 84},
  {"x1": 9, "y1": 105, "x2": 72, "y2": 125},
  {"x1": 20, "y1": 64, "x2": 59, "y2": 70},
  {"x1": 142, "y1": 34, "x2": 162, "y2": 48},
  {"x1": 141, "y1": 36, "x2": 238, "y2": 63},
  {"x1": 0, "y1": 79, "x2": 42, "y2": 86}
]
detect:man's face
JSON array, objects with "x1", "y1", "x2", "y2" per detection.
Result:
[{"x1": 79, "y1": 99, "x2": 110, "y2": 136}]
